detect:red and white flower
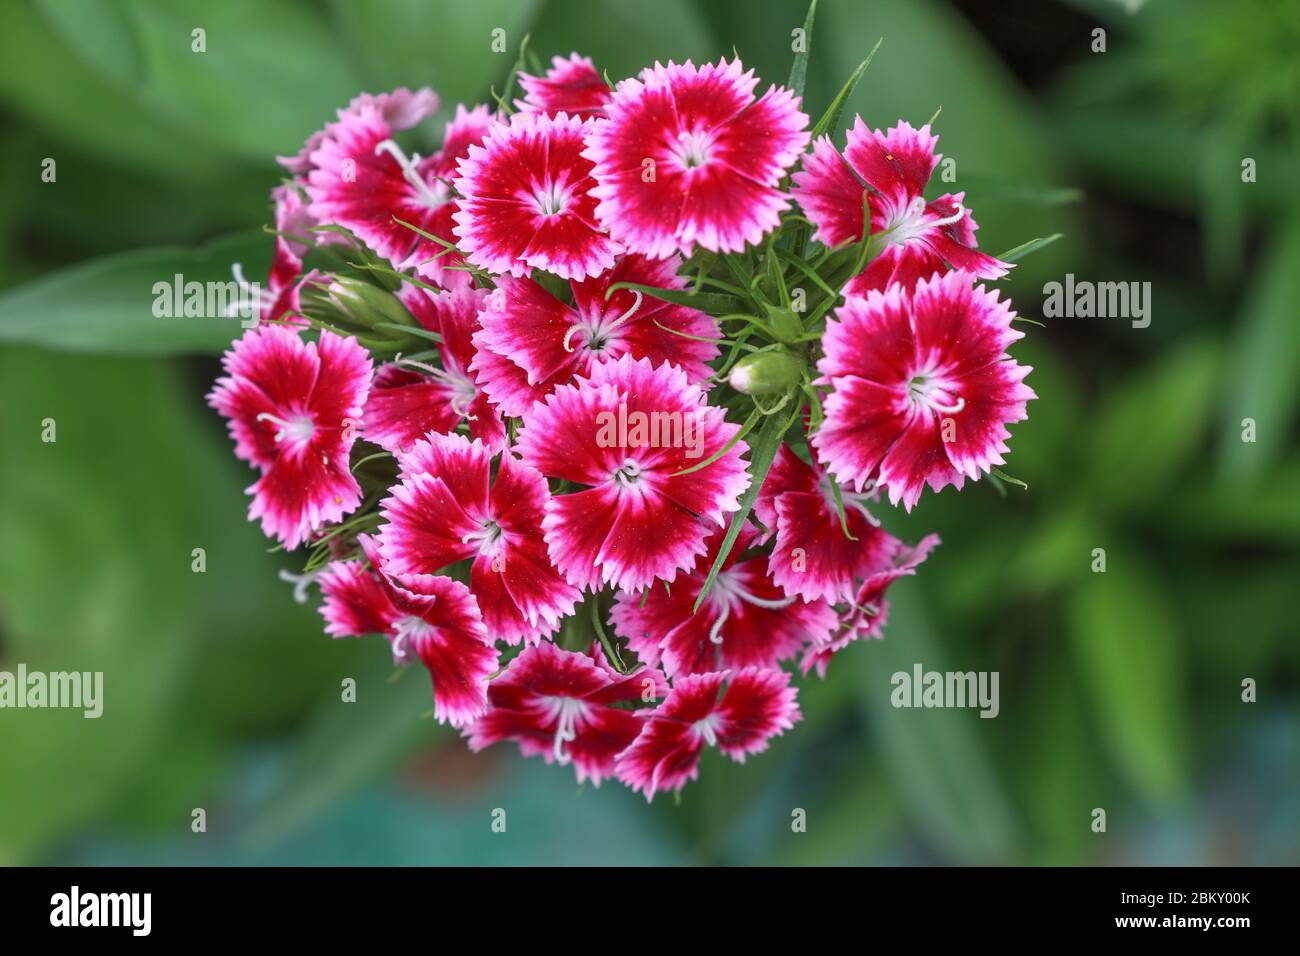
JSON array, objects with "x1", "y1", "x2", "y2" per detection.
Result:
[
  {"x1": 208, "y1": 326, "x2": 371, "y2": 549},
  {"x1": 307, "y1": 100, "x2": 493, "y2": 287},
  {"x1": 378, "y1": 432, "x2": 580, "y2": 645},
  {"x1": 278, "y1": 86, "x2": 441, "y2": 174},
  {"x1": 615, "y1": 666, "x2": 800, "y2": 800},
  {"x1": 362, "y1": 286, "x2": 506, "y2": 453},
  {"x1": 610, "y1": 523, "x2": 836, "y2": 678},
  {"x1": 753, "y1": 443, "x2": 899, "y2": 603},
  {"x1": 792, "y1": 119, "x2": 1009, "y2": 292},
  {"x1": 318, "y1": 535, "x2": 498, "y2": 726},
  {"x1": 465, "y1": 642, "x2": 668, "y2": 785},
  {"x1": 470, "y1": 253, "x2": 720, "y2": 418},
  {"x1": 584, "y1": 57, "x2": 809, "y2": 258},
  {"x1": 515, "y1": 355, "x2": 750, "y2": 592},
  {"x1": 812, "y1": 269, "x2": 1035, "y2": 510},
  {"x1": 452, "y1": 111, "x2": 619, "y2": 280},
  {"x1": 801, "y1": 533, "x2": 940, "y2": 677},
  {"x1": 517, "y1": 53, "x2": 611, "y2": 120}
]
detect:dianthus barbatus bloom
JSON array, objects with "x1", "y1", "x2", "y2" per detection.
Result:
[
  {"x1": 208, "y1": 327, "x2": 371, "y2": 549},
  {"x1": 610, "y1": 524, "x2": 835, "y2": 678},
  {"x1": 584, "y1": 58, "x2": 810, "y2": 258},
  {"x1": 278, "y1": 86, "x2": 441, "y2": 174},
  {"x1": 362, "y1": 286, "x2": 506, "y2": 453},
  {"x1": 812, "y1": 269, "x2": 1035, "y2": 510},
  {"x1": 378, "y1": 432, "x2": 580, "y2": 645},
  {"x1": 517, "y1": 53, "x2": 611, "y2": 120},
  {"x1": 307, "y1": 100, "x2": 493, "y2": 287},
  {"x1": 464, "y1": 641, "x2": 668, "y2": 785},
  {"x1": 452, "y1": 111, "x2": 620, "y2": 280},
  {"x1": 470, "y1": 253, "x2": 720, "y2": 417},
  {"x1": 801, "y1": 533, "x2": 940, "y2": 677},
  {"x1": 515, "y1": 355, "x2": 750, "y2": 592},
  {"x1": 318, "y1": 535, "x2": 498, "y2": 726},
  {"x1": 615, "y1": 666, "x2": 800, "y2": 800},
  {"x1": 753, "y1": 443, "x2": 899, "y2": 603},
  {"x1": 792, "y1": 119, "x2": 1009, "y2": 292}
]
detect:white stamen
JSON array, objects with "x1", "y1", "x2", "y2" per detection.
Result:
[
  {"x1": 374, "y1": 138, "x2": 446, "y2": 209},
  {"x1": 256, "y1": 411, "x2": 315, "y2": 444},
  {"x1": 278, "y1": 568, "x2": 321, "y2": 604}
]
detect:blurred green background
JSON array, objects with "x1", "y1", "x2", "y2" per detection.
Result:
[{"x1": 1, "y1": 0, "x2": 1297, "y2": 865}]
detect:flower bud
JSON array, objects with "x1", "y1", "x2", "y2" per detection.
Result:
[
  {"x1": 728, "y1": 348, "x2": 805, "y2": 396},
  {"x1": 323, "y1": 276, "x2": 414, "y2": 334}
]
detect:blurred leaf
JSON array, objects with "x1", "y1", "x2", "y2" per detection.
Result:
[
  {"x1": 236, "y1": 654, "x2": 438, "y2": 849},
  {"x1": 1168, "y1": 455, "x2": 1300, "y2": 543},
  {"x1": 0, "y1": 350, "x2": 215, "y2": 859},
  {"x1": 1066, "y1": 557, "x2": 1186, "y2": 802},
  {"x1": 0, "y1": 232, "x2": 267, "y2": 355},
  {"x1": 331, "y1": 0, "x2": 541, "y2": 116},
  {"x1": 857, "y1": 586, "x2": 1019, "y2": 862},
  {"x1": 1217, "y1": 220, "x2": 1300, "y2": 484},
  {"x1": 1086, "y1": 339, "x2": 1218, "y2": 512},
  {"x1": 525, "y1": 0, "x2": 715, "y2": 79}
]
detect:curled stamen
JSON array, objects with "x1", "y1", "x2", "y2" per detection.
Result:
[
  {"x1": 277, "y1": 568, "x2": 321, "y2": 604},
  {"x1": 926, "y1": 202, "x2": 966, "y2": 230},
  {"x1": 374, "y1": 138, "x2": 445, "y2": 209},
  {"x1": 708, "y1": 602, "x2": 730, "y2": 645},
  {"x1": 928, "y1": 395, "x2": 966, "y2": 415}
]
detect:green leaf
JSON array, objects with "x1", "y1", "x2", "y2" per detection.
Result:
[
  {"x1": 1086, "y1": 340, "x2": 1219, "y2": 512},
  {"x1": 856, "y1": 586, "x2": 1019, "y2": 862},
  {"x1": 1217, "y1": 219, "x2": 1300, "y2": 484},
  {"x1": 809, "y1": 37, "x2": 882, "y2": 141},
  {"x1": 604, "y1": 281, "x2": 743, "y2": 315},
  {"x1": 0, "y1": 231, "x2": 267, "y2": 355},
  {"x1": 787, "y1": 0, "x2": 817, "y2": 100},
  {"x1": 1066, "y1": 557, "x2": 1186, "y2": 802},
  {"x1": 997, "y1": 233, "x2": 1063, "y2": 263},
  {"x1": 693, "y1": 402, "x2": 798, "y2": 611}
]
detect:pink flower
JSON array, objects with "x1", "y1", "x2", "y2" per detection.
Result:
[
  {"x1": 584, "y1": 58, "x2": 809, "y2": 258},
  {"x1": 792, "y1": 119, "x2": 1009, "y2": 292},
  {"x1": 464, "y1": 642, "x2": 668, "y2": 785},
  {"x1": 208, "y1": 327, "x2": 371, "y2": 549},
  {"x1": 278, "y1": 86, "x2": 441, "y2": 174},
  {"x1": 470, "y1": 253, "x2": 720, "y2": 418},
  {"x1": 801, "y1": 534, "x2": 940, "y2": 677},
  {"x1": 753, "y1": 444, "x2": 899, "y2": 603},
  {"x1": 306, "y1": 101, "x2": 493, "y2": 287},
  {"x1": 377, "y1": 432, "x2": 580, "y2": 645},
  {"x1": 515, "y1": 355, "x2": 750, "y2": 592},
  {"x1": 615, "y1": 667, "x2": 800, "y2": 800},
  {"x1": 362, "y1": 286, "x2": 506, "y2": 453},
  {"x1": 610, "y1": 523, "x2": 836, "y2": 678},
  {"x1": 812, "y1": 270, "x2": 1035, "y2": 510},
  {"x1": 452, "y1": 111, "x2": 620, "y2": 281},
  {"x1": 318, "y1": 535, "x2": 498, "y2": 726},
  {"x1": 517, "y1": 53, "x2": 611, "y2": 120}
]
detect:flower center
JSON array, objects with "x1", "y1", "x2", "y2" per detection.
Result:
[
  {"x1": 391, "y1": 615, "x2": 435, "y2": 663},
  {"x1": 533, "y1": 181, "x2": 569, "y2": 216},
  {"x1": 883, "y1": 196, "x2": 967, "y2": 247},
  {"x1": 706, "y1": 569, "x2": 797, "y2": 644},
  {"x1": 544, "y1": 696, "x2": 589, "y2": 764},
  {"x1": 693, "y1": 713, "x2": 721, "y2": 747},
  {"x1": 256, "y1": 411, "x2": 316, "y2": 445},
  {"x1": 673, "y1": 129, "x2": 713, "y2": 170},
  {"x1": 612, "y1": 458, "x2": 643, "y2": 488},
  {"x1": 461, "y1": 517, "x2": 504, "y2": 556},
  {"x1": 906, "y1": 372, "x2": 966, "y2": 415},
  {"x1": 374, "y1": 139, "x2": 447, "y2": 210}
]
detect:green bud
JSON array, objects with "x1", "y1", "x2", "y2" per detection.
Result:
[
  {"x1": 763, "y1": 304, "x2": 803, "y2": 344},
  {"x1": 324, "y1": 277, "x2": 415, "y2": 334},
  {"x1": 728, "y1": 348, "x2": 805, "y2": 396}
]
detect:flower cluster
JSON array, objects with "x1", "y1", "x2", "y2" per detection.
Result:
[{"x1": 209, "y1": 44, "x2": 1035, "y2": 800}]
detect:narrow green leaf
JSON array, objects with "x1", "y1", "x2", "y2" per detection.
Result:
[
  {"x1": 996, "y1": 233, "x2": 1064, "y2": 263},
  {"x1": 693, "y1": 401, "x2": 799, "y2": 611},
  {"x1": 787, "y1": 0, "x2": 818, "y2": 100},
  {"x1": 604, "y1": 281, "x2": 742, "y2": 314},
  {"x1": 810, "y1": 38, "x2": 882, "y2": 141}
]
